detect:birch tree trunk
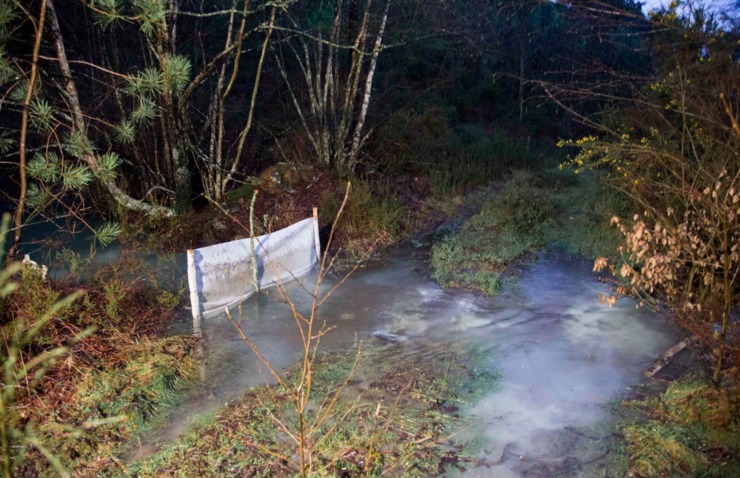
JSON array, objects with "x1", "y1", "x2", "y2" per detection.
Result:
[
  {"x1": 193, "y1": 3, "x2": 277, "y2": 202},
  {"x1": 273, "y1": 0, "x2": 391, "y2": 174},
  {"x1": 348, "y1": 0, "x2": 389, "y2": 171}
]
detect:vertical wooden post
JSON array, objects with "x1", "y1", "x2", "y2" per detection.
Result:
[
  {"x1": 186, "y1": 249, "x2": 202, "y2": 335},
  {"x1": 312, "y1": 207, "x2": 321, "y2": 263}
]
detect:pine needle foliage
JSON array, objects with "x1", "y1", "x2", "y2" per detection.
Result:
[
  {"x1": 89, "y1": 0, "x2": 124, "y2": 29},
  {"x1": 25, "y1": 184, "x2": 50, "y2": 212},
  {"x1": 29, "y1": 99, "x2": 54, "y2": 133},
  {"x1": 160, "y1": 54, "x2": 191, "y2": 94},
  {"x1": 0, "y1": 130, "x2": 14, "y2": 155},
  {"x1": 97, "y1": 152, "x2": 121, "y2": 182},
  {"x1": 61, "y1": 165, "x2": 93, "y2": 191},
  {"x1": 113, "y1": 119, "x2": 135, "y2": 144},
  {"x1": 63, "y1": 131, "x2": 94, "y2": 159},
  {"x1": 26, "y1": 153, "x2": 60, "y2": 183}
]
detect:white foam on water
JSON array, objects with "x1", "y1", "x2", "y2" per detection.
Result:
[{"x1": 453, "y1": 259, "x2": 678, "y2": 476}]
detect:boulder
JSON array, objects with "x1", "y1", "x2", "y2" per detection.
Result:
[{"x1": 258, "y1": 162, "x2": 316, "y2": 193}]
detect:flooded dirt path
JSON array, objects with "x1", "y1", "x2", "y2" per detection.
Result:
[{"x1": 134, "y1": 245, "x2": 680, "y2": 475}]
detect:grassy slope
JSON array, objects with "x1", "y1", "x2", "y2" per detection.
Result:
[{"x1": 622, "y1": 378, "x2": 740, "y2": 477}]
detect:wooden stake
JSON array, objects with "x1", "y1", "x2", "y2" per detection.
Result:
[
  {"x1": 186, "y1": 249, "x2": 202, "y2": 331},
  {"x1": 312, "y1": 207, "x2": 321, "y2": 263}
]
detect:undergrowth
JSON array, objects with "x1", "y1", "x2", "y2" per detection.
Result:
[
  {"x1": 129, "y1": 345, "x2": 499, "y2": 477},
  {"x1": 319, "y1": 179, "x2": 409, "y2": 255},
  {"x1": 0, "y1": 252, "x2": 198, "y2": 476},
  {"x1": 622, "y1": 378, "x2": 740, "y2": 477}
]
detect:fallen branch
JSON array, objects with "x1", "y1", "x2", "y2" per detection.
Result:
[{"x1": 644, "y1": 337, "x2": 697, "y2": 378}]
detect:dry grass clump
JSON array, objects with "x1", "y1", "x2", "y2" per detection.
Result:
[
  {"x1": 1, "y1": 252, "x2": 198, "y2": 476},
  {"x1": 623, "y1": 378, "x2": 740, "y2": 477}
]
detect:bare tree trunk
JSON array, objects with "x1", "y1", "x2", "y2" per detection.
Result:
[
  {"x1": 46, "y1": 0, "x2": 175, "y2": 217},
  {"x1": 210, "y1": 0, "x2": 240, "y2": 201},
  {"x1": 274, "y1": 0, "x2": 391, "y2": 173},
  {"x1": 348, "y1": 0, "x2": 389, "y2": 171},
  {"x1": 191, "y1": 2, "x2": 276, "y2": 202},
  {"x1": 169, "y1": 0, "x2": 179, "y2": 52},
  {"x1": 7, "y1": 0, "x2": 48, "y2": 263},
  {"x1": 517, "y1": 7, "x2": 525, "y2": 127},
  {"x1": 227, "y1": 7, "x2": 277, "y2": 194}
]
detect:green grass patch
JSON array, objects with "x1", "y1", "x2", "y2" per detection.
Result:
[
  {"x1": 431, "y1": 168, "x2": 627, "y2": 294},
  {"x1": 431, "y1": 170, "x2": 554, "y2": 294},
  {"x1": 621, "y1": 378, "x2": 740, "y2": 477},
  {"x1": 320, "y1": 179, "x2": 409, "y2": 258},
  {"x1": 548, "y1": 170, "x2": 630, "y2": 263},
  {"x1": 15, "y1": 335, "x2": 199, "y2": 477},
  {"x1": 129, "y1": 345, "x2": 500, "y2": 477},
  {"x1": 75, "y1": 336, "x2": 198, "y2": 431}
]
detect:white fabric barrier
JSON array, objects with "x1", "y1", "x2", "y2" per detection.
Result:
[{"x1": 187, "y1": 211, "x2": 321, "y2": 320}]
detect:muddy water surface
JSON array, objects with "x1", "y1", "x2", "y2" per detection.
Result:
[{"x1": 136, "y1": 246, "x2": 679, "y2": 475}]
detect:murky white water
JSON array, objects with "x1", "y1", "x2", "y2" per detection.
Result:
[
  {"x1": 130, "y1": 245, "x2": 680, "y2": 475},
  {"x1": 451, "y1": 257, "x2": 678, "y2": 476}
]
